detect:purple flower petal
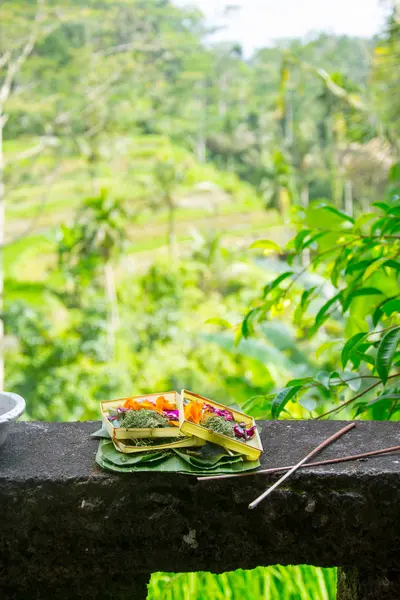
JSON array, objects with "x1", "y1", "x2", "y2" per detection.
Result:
[
  {"x1": 233, "y1": 423, "x2": 257, "y2": 440},
  {"x1": 244, "y1": 425, "x2": 257, "y2": 439},
  {"x1": 205, "y1": 404, "x2": 234, "y2": 421},
  {"x1": 163, "y1": 410, "x2": 180, "y2": 421},
  {"x1": 234, "y1": 424, "x2": 246, "y2": 439}
]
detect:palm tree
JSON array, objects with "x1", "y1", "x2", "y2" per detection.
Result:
[{"x1": 57, "y1": 190, "x2": 127, "y2": 356}]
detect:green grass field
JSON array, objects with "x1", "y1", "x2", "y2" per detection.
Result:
[{"x1": 148, "y1": 566, "x2": 337, "y2": 599}]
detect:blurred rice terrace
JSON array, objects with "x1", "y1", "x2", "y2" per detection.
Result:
[{"x1": 1, "y1": 1, "x2": 399, "y2": 598}]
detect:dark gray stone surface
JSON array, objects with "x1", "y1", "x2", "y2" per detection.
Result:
[
  {"x1": 337, "y1": 567, "x2": 400, "y2": 600},
  {"x1": 1, "y1": 420, "x2": 400, "y2": 598}
]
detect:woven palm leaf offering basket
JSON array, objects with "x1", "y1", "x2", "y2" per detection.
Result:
[
  {"x1": 178, "y1": 389, "x2": 263, "y2": 461},
  {"x1": 95, "y1": 389, "x2": 263, "y2": 475},
  {"x1": 101, "y1": 391, "x2": 203, "y2": 453}
]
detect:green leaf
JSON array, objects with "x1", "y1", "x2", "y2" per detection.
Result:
[
  {"x1": 383, "y1": 260, "x2": 400, "y2": 271},
  {"x1": 339, "y1": 371, "x2": 362, "y2": 392},
  {"x1": 371, "y1": 216, "x2": 391, "y2": 234},
  {"x1": 299, "y1": 396, "x2": 317, "y2": 412},
  {"x1": 250, "y1": 240, "x2": 281, "y2": 253},
  {"x1": 234, "y1": 326, "x2": 243, "y2": 347},
  {"x1": 342, "y1": 287, "x2": 384, "y2": 312},
  {"x1": 316, "y1": 371, "x2": 331, "y2": 390},
  {"x1": 345, "y1": 259, "x2": 373, "y2": 275},
  {"x1": 348, "y1": 287, "x2": 383, "y2": 298},
  {"x1": 293, "y1": 230, "x2": 312, "y2": 252},
  {"x1": 353, "y1": 351, "x2": 376, "y2": 367},
  {"x1": 302, "y1": 232, "x2": 328, "y2": 250},
  {"x1": 271, "y1": 386, "x2": 302, "y2": 419},
  {"x1": 384, "y1": 219, "x2": 400, "y2": 235},
  {"x1": 363, "y1": 257, "x2": 389, "y2": 282},
  {"x1": 241, "y1": 307, "x2": 261, "y2": 338},
  {"x1": 341, "y1": 332, "x2": 367, "y2": 369},
  {"x1": 263, "y1": 271, "x2": 293, "y2": 297},
  {"x1": 298, "y1": 287, "x2": 318, "y2": 316},
  {"x1": 96, "y1": 440, "x2": 260, "y2": 475},
  {"x1": 314, "y1": 292, "x2": 342, "y2": 329},
  {"x1": 367, "y1": 393, "x2": 400, "y2": 407},
  {"x1": 286, "y1": 377, "x2": 314, "y2": 387},
  {"x1": 373, "y1": 202, "x2": 392, "y2": 212},
  {"x1": 242, "y1": 394, "x2": 275, "y2": 417},
  {"x1": 382, "y1": 299, "x2": 400, "y2": 317},
  {"x1": 387, "y1": 206, "x2": 400, "y2": 217},
  {"x1": 315, "y1": 340, "x2": 341, "y2": 360},
  {"x1": 327, "y1": 371, "x2": 341, "y2": 387},
  {"x1": 355, "y1": 213, "x2": 378, "y2": 229},
  {"x1": 389, "y1": 163, "x2": 400, "y2": 182},
  {"x1": 373, "y1": 296, "x2": 400, "y2": 325},
  {"x1": 331, "y1": 248, "x2": 350, "y2": 287},
  {"x1": 376, "y1": 327, "x2": 400, "y2": 384},
  {"x1": 206, "y1": 318, "x2": 232, "y2": 329},
  {"x1": 319, "y1": 204, "x2": 355, "y2": 224},
  {"x1": 294, "y1": 292, "x2": 312, "y2": 324}
]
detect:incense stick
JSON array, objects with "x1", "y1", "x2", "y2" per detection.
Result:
[
  {"x1": 198, "y1": 443, "x2": 400, "y2": 482},
  {"x1": 248, "y1": 422, "x2": 356, "y2": 510}
]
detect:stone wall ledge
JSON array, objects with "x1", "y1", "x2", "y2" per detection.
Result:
[{"x1": 1, "y1": 420, "x2": 400, "y2": 600}]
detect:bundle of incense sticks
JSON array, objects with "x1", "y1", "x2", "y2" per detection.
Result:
[{"x1": 197, "y1": 423, "x2": 400, "y2": 509}]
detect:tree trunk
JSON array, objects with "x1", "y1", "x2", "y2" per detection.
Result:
[
  {"x1": 0, "y1": 116, "x2": 6, "y2": 390},
  {"x1": 300, "y1": 183, "x2": 311, "y2": 265},
  {"x1": 167, "y1": 198, "x2": 177, "y2": 260},
  {"x1": 218, "y1": 73, "x2": 228, "y2": 118},
  {"x1": 196, "y1": 132, "x2": 206, "y2": 164},
  {"x1": 325, "y1": 111, "x2": 342, "y2": 207},
  {"x1": 344, "y1": 180, "x2": 353, "y2": 217},
  {"x1": 89, "y1": 157, "x2": 100, "y2": 196},
  {"x1": 285, "y1": 89, "x2": 294, "y2": 148},
  {"x1": 300, "y1": 183, "x2": 309, "y2": 208},
  {"x1": 278, "y1": 187, "x2": 290, "y2": 218},
  {"x1": 196, "y1": 80, "x2": 207, "y2": 163},
  {"x1": 104, "y1": 261, "x2": 119, "y2": 359}
]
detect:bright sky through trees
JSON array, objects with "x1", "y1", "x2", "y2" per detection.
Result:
[{"x1": 175, "y1": 0, "x2": 389, "y2": 55}]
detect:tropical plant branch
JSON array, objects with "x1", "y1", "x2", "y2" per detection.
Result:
[
  {"x1": 312, "y1": 228, "x2": 400, "y2": 240},
  {"x1": 0, "y1": 0, "x2": 45, "y2": 108},
  {"x1": 5, "y1": 137, "x2": 58, "y2": 166},
  {"x1": 367, "y1": 324, "x2": 400, "y2": 338},
  {"x1": 0, "y1": 52, "x2": 11, "y2": 70},
  {"x1": 388, "y1": 399, "x2": 399, "y2": 420},
  {"x1": 279, "y1": 239, "x2": 356, "y2": 299},
  {"x1": 316, "y1": 373, "x2": 400, "y2": 420},
  {"x1": 302, "y1": 375, "x2": 380, "y2": 392}
]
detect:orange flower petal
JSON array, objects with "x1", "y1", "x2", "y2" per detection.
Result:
[
  {"x1": 123, "y1": 398, "x2": 157, "y2": 411},
  {"x1": 140, "y1": 401, "x2": 156, "y2": 410},
  {"x1": 156, "y1": 396, "x2": 175, "y2": 411},
  {"x1": 123, "y1": 398, "x2": 141, "y2": 410},
  {"x1": 184, "y1": 401, "x2": 204, "y2": 424}
]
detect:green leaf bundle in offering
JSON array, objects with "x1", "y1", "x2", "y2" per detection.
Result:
[{"x1": 95, "y1": 438, "x2": 260, "y2": 476}]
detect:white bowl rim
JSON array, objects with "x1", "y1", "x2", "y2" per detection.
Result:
[{"x1": 0, "y1": 392, "x2": 26, "y2": 424}]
